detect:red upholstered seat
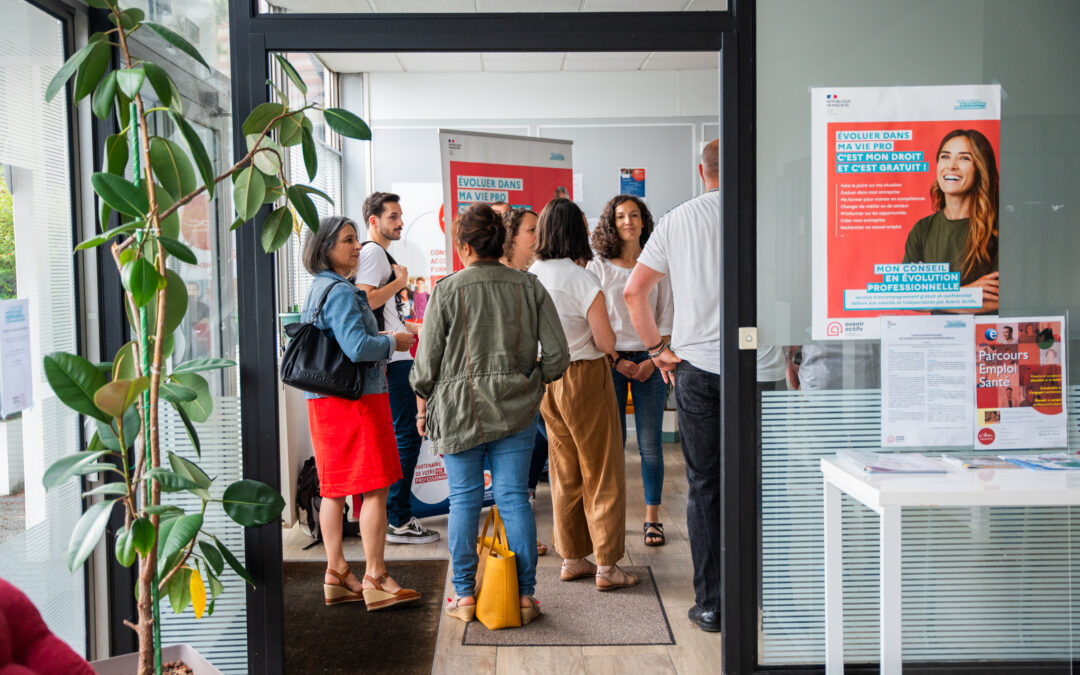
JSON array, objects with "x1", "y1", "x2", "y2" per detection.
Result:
[{"x1": 0, "y1": 577, "x2": 93, "y2": 675}]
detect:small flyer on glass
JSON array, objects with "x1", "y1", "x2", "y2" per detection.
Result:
[
  {"x1": 811, "y1": 84, "x2": 1001, "y2": 340},
  {"x1": 973, "y1": 316, "x2": 1067, "y2": 449}
]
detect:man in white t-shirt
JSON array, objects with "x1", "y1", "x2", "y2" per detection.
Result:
[
  {"x1": 355, "y1": 192, "x2": 438, "y2": 545},
  {"x1": 624, "y1": 139, "x2": 720, "y2": 633}
]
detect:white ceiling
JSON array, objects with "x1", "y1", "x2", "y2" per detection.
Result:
[
  {"x1": 267, "y1": 0, "x2": 726, "y2": 13},
  {"x1": 317, "y1": 50, "x2": 718, "y2": 73}
]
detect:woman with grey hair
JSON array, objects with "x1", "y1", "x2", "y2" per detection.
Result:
[{"x1": 300, "y1": 215, "x2": 419, "y2": 611}]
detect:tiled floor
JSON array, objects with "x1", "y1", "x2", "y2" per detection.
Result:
[{"x1": 282, "y1": 439, "x2": 721, "y2": 674}]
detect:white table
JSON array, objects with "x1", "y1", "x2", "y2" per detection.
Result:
[{"x1": 821, "y1": 457, "x2": 1080, "y2": 674}]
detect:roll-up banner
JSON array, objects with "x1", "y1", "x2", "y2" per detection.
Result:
[
  {"x1": 811, "y1": 85, "x2": 1001, "y2": 340},
  {"x1": 439, "y1": 129, "x2": 573, "y2": 273}
]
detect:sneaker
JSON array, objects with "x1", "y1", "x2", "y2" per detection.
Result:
[{"x1": 386, "y1": 516, "x2": 440, "y2": 544}]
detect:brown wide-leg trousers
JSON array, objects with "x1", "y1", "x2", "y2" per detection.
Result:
[{"x1": 540, "y1": 357, "x2": 626, "y2": 566}]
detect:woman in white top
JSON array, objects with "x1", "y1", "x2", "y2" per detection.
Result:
[
  {"x1": 587, "y1": 195, "x2": 673, "y2": 547},
  {"x1": 529, "y1": 198, "x2": 639, "y2": 592}
]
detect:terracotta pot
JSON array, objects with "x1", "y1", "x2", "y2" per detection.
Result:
[{"x1": 91, "y1": 644, "x2": 221, "y2": 675}]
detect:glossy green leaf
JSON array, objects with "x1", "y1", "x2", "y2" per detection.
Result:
[
  {"x1": 274, "y1": 53, "x2": 307, "y2": 95},
  {"x1": 132, "y1": 268, "x2": 187, "y2": 337},
  {"x1": 91, "y1": 71, "x2": 118, "y2": 120},
  {"x1": 292, "y1": 184, "x2": 333, "y2": 206},
  {"x1": 157, "y1": 236, "x2": 198, "y2": 265},
  {"x1": 142, "y1": 62, "x2": 182, "y2": 113},
  {"x1": 260, "y1": 206, "x2": 293, "y2": 253},
  {"x1": 146, "y1": 183, "x2": 180, "y2": 240},
  {"x1": 146, "y1": 504, "x2": 183, "y2": 517},
  {"x1": 43, "y1": 352, "x2": 110, "y2": 422},
  {"x1": 131, "y1": 516, "x2": 156, "y2": 556},
  {"x1": 233, "y1": 167, "x2": 265, "y2": 221},
  {"x1": 145, "y1": 468, "x2": 200, "y2": 493},
  {"x1": 42, "y1": 450, "x2": 109, "y2": 490},
  {"x1": 277, "y1": 112, "x2": 305, "y2": 147},
  {"x1": 149, "y1": 137, "x2": 196, "y2": 203},
  {"x1": 241, "y1": 102, "x2": 284, "y2": 136},
  {"x1": 161, "y1": 513, "x2": 203, "y2": 563},
  {"x1": 171, "y1": 373, "x2": 212, "y2": 423},
  {"x1": 83, "y1": 481, "x2": 129, "y2": 498},
  {"x1": 207, "y1": 569, "x2": 224, "y2": 599},
  {"x1": 104, "y1": 133, "x2": 129, "y2": 178},
  {"x1": 246, "y1": 133, "x2": 282, "y2": 176},
  {"x1": 115, "y1": 526, "x2": 137, "y2": 567},
  {"x1": 198, "y1": 541, "x2": 224, "y2": 576},
  {"x1": 87, "y1": 0, "x2": 115, "y2": 10},
  {"x1": 116, "y1": 67, "x2": 146, "y2": 100},
  {"x1": 91, "y1": 173, "x2": 149, "y2": 218},
  {"x1": 167, "y1": 566, "x2": 193, "y2": 615},
  {"x1": 171, "y1": 358, "x2": 236, "y2": 375},
  {"x1": 171, "y1": 401, "x2": 201, "y2": 457},
  {"x1": 160, "y1": 380, "x2": 197, "y2": 403},
  {"x1": 168, "y1": 451, "x2": 211, "y2": 489},
  {"x1": 108, "y1": 7, "x2": 144, "y2": 30},
  {"x1": 112, "y1": 341, "x2": 140, "y2": 381},
  {"x1": 214, "y1": 537, "x2": 254, "y2": 586},
  {"x1": 45, "y1": 41, "x2": 98, "y2": 102},
  {"x1": 323, "y1": 107, "x2": 371, "y2": 141},
  {"x1": 300, "y1": 123, "x2": 317, "y2": 182},
  {"x1": 143, "y1": 22, "x2": 210, "y2": 71},
  {"x1": 168, "y1": 111, "x2": 214, "y2": 198},
  {"x1": 287, "y1": 186, "x2": 319, "y2": 233},
  {"x1": 221, "y1": 479, "x2": 285, "y2": 527},
  {"x1": 95, "y1": 405, "x2": 141, "y2": 452},
  {"x1": 67, "y1": 499, "x2": 117, "y2": 571},
  {"x1": 229, "y1": 216, "x2": 244, "y2": 231},
  {"x1": 121, "y1": 258, "x2": 163, "y2": 308},
  {"x1": 73, "y1": 41, "x2": 110, "y2": 102},
  {"x1": 93, "y1": 376, "x2": 149, "y2": 418}
]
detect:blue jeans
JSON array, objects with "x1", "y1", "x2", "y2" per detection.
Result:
[
  {"x1": 442, "y1": 426, "x2": 538, "y2": 598},
  {"x1": 386, "y1": 360, "x2": 422, "y2": 527},
  {"x1": 675, "y1": 360, "x2": 720, "y2": 612},
  {"x1": 611, "y1": 352, "x2": 666, "y2": 506}
]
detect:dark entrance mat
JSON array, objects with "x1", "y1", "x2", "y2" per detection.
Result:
[
  {"x1": 283, "y1": 559, "x2": 447, "y2": 674},
  {"x1": 462, "y1": 565, "x2": 675, "y2": 646}
]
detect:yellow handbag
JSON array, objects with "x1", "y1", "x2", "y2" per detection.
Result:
[{"x1": 474, "y1": 506, "x2": 521, "y2": 629}]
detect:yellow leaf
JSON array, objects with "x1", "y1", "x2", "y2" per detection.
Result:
[{"x1": 190, "y1": 566, "x2": 206, "y2": 619}]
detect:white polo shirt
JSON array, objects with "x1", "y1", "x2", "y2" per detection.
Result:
[{"x1": 637, "y1": 190, "x2": 720, "y2": 374}]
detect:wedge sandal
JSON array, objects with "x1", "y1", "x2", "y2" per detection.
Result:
[{"x1": 362, "y1": 573, "x2": 421, "y2": 611}]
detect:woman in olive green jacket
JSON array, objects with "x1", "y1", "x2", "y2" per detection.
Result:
[{"x1": 410, "y1": 203, "x2": 569, "y2": 624}]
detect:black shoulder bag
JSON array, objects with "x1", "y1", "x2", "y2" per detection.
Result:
[{"x1": 280, "y1": 280, "x2": 367, "y2": 400}]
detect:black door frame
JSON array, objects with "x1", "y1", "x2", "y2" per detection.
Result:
[{"x1": 226, "y1": 2, "x2": 748, "y2": 673}]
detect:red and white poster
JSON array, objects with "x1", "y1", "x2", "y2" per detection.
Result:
[
  {"x1": 811, "y1": 85, "x2": 1001, "y2": 340},
  {"x1": 974, "y1": 316, "x2": 1067, "y2": 450},
  {"x1": 439, "y1": 129, "x2": 573, "y2": 273}
]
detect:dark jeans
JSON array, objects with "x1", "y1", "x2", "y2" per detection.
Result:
[
  {"x1": 675, "y1": 360, "x2": 720, "y2": 613},
  {"x1": 386, "y1": 359, "x2": 422, "y2": 527}
]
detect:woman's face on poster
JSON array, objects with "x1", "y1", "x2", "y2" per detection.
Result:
[{"x1": 936, "y1": 135, "x2": 976, "y2": 198}]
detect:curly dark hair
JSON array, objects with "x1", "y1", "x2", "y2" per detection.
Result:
[
  {"x1": 502, "y1": 207, "x2": 538, "y2": 260},
  {"x1": 591, "y1": 195, "x2": 654, "y2": 259}
]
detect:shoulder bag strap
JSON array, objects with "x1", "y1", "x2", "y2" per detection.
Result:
[{"x1": 309, "y1": 278, "x2": 347, "y2": 323}]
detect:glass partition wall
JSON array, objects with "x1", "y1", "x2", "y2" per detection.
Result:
[{"x1": 754, "y1": 0, "x2": 1080, "y2": 670}]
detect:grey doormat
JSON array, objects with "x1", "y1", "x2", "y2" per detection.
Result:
[
  {"x1": 462, "y1": 565, "x2": 675, "y2": 646},
  {"x1": 284, "y1": 559, "x2": 447, "y2": 674}
]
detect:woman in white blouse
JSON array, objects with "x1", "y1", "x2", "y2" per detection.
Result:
[{"x1": 587, "y1": 195, "x2": 673, "y2": 547}]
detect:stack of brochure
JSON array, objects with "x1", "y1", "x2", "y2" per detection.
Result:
[
  {"x1": 940, "y1": 455, "x2": 1017, "y2": 470},
  {"x1": 837, "y1": 449, "x2": 946, "y2": 474},
  {"x1": 999, "y1": 453, "x2": 1080, "y2": 471}
]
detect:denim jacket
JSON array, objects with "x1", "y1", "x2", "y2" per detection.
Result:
[
  {"x1": 409, "y1": 262, "x2": 570, "y2": 455},
  {"x1": 301, "y1": 271, "x2": 395, "y2": 399}
]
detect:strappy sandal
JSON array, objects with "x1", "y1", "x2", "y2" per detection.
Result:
[
  {"x1": 323, "y1": 568, "x2": 364, "y2": 606},
  {"x1": 644, "y1": 522, "x2": 666, "y2": 547},
  {"x1": 445, "y1": 597, "x2": 475, "y2": 622},
  {"x1": 536, "y1": 541, "x2": 548, "y2": 556},
  {"x1": 559, "y1": 559, "x2": 597, "y2": 581},
  {"x1": 362, "y1": 572, "x2": 421, "y2": 611},
  {"x1": 520, "y1": 596, "x2": 541, "y2": 625},
  {"x1": 596, "y1": 564, "x2": 640, "y2": 592}
]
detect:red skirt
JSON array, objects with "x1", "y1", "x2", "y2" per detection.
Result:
[{"x1": 307, "y1": 393, "x2": 402, "y2": 498}]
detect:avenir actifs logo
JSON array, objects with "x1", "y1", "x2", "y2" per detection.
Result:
[
  {"x1": 826, "y1": 321, "x2": 844, "y2": 337},
  {"x1": 984, "y1": 327, "x2": 998, "y2": 341}
]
